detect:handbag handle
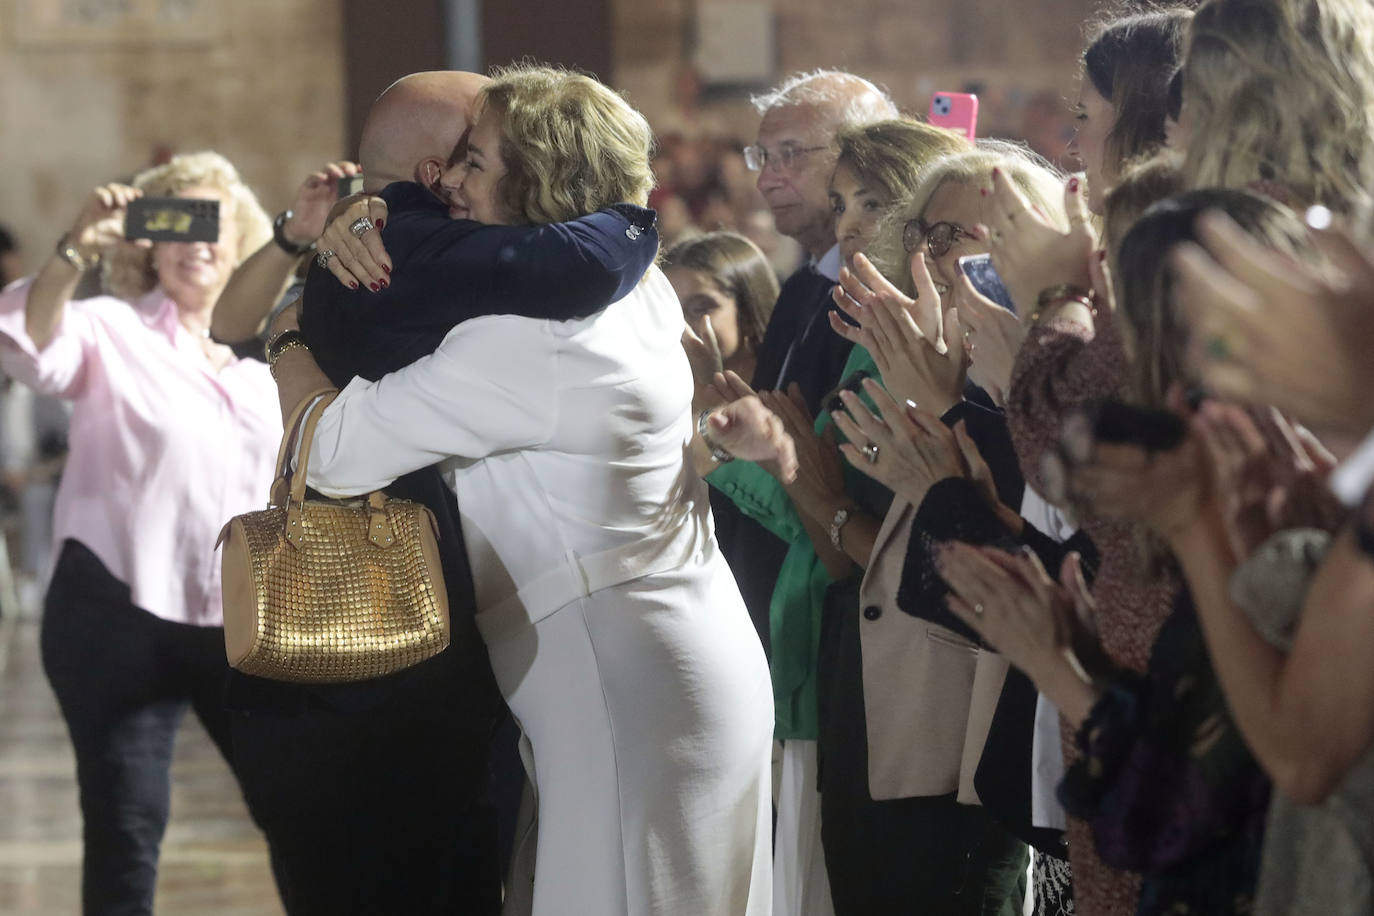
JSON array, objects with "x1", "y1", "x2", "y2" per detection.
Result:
[
  {"x1": 269, "y1": 386, "x2": 338, "y2": 508},
  {"x1": 282, "y1": 391, "x2": 397, "y2": 550}
]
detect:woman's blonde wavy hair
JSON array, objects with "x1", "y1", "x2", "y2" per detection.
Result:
[
  {"x1": 1181, "y1": 0, "x2": 1374, "y2": 216},
  {"x1": 103, "y1": 151, "x2": 270, "y2": 303},
  {"x1": 868, "y1": 141, "x2": 1068, "y2": 298},
  {"x1": 477, "y1": 65, "x2": 655, "y2": 226}
]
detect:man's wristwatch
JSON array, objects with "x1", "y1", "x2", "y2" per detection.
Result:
[
  {"x1": 828, "y1": 506, "x2": 852, "y2": 550},
  {"x1": 55, "y1": 234, "x2": 99, "y2": 272},
  {"x1": 273, "y1": 210, "x2": 316, "y2": 257}
]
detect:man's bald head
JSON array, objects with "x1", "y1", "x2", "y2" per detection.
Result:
[{"x1": 358, "y1": 70, "x2": 491, "y2": 193}]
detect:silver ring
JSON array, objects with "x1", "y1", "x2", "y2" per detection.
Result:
[
  {"x1": 349, "y1": 216, "x2": 376, "y2": 238},
  {"x1": 314, "y1": 249, "x2": 336, "y2": 269},
  {"x1": 861, "y1": 442, "x2": 880, "y2": 465},
  {"x1": 974, "y1": 602, "x2": 985, "y2": 615}
]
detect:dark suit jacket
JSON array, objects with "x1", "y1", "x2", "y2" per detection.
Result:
[{"x1": 714, "y1": 259, "x2": 854, "y2": 654}]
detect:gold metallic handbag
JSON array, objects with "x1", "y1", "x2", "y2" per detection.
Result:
[{"x1": 218, "y1": 389, "x2": 451, "y2": 683}]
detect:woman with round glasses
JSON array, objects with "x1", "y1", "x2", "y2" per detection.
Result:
[{"x1": 810, "y1": 144, "x2": 1066, "y2": 914}]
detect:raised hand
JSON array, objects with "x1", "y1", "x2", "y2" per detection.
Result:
[
  {"x1": 979, "y1": 170, "x2": 1095, "y2": 317},
  {"x1": 69, "y1": 183, "x2": 144, "y2": 256},
  {"x1": 1172, "y1": 210, "x2": 1374, "y2": 438},
  {"x1": 951, "y1": 270, "x2": 1024, "y2": 407},
  {"x1": 281, "y1": 161, "x2": 362, "y2": 250}
]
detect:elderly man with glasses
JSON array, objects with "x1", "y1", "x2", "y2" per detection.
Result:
[{"x1": 709, "y1": 68, "x2": 895, "y2": 916}]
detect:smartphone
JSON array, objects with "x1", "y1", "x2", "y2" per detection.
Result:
[
  {"x1": 125, "y1": 197, "x2": 219, "y2": 242},
  {"x1": 957, "y1": 254, "x2": 1016, "y2": 313},
  {"x1": 1085, "y1": 399, "x2": 1188, "y2": 451},
  {"x1": 338, "y1": 174, "x2": 365, "y2": 198},
  {"x1": 929, "y1": 91, "x2": 979, "y2": 140}
]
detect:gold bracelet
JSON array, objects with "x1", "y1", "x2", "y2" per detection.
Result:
[
  {"x1": 1029, "y1": 294, "x2": 1097, "y2": 325},
  {"x1": 1036, "y1": 283, "x2": 1093, "y2": 308},
  {"x1": 267, "y1": 338, "x2": 310, "y2": 379}
]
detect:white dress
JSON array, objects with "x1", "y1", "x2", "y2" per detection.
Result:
[{"x1": 305, "y1": 265, "x2": 774, "y2": 916}]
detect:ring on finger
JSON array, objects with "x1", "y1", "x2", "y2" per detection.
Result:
[
  {"x1": 973, "y1": 602, "x2": 985, "y2": 615},
  {"x1": 315, "y1": 249, "x2": 337, "y2": 269},
  {"x1": 861, "y1": 442, "x2": 881, "y2": 464},
  {"x1": 349, "y1": 216, "x2": 376, "y2": 238}
]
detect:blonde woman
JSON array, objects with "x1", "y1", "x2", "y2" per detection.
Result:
[
  {"x1": 1179, "y1": 0, "x2": 1374, "y2": 214},
  {"x1": 0, "y1": 152, "x2": 280, "y2": 912},
  {"x1": 269, "y1": 66, "x2": 775, "y2": 915}
]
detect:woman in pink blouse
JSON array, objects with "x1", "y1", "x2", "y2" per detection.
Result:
[{"x1": 0, "y1": 151, "x2": 281, "y2": 914}]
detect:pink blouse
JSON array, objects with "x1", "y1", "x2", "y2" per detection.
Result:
[{"x1": 0, "y1": 280, "x2": 281, "y2": 626}]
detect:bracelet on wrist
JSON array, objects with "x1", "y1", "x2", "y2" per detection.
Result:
[
  {"x1": 828, "y1": 505, "x2": 853, "y2": 550},
  {"x1": 697, "y1": 408, "x2": 735, "y2": 464},
  {"x1": 55, "y1": 234, "x2": 99, "y2": 272},
  {"x1": 1030, "y1": 283, "x2": 1097, "y2": 325},
  {"x1": 267, "y1": 338, "x2": 310, "y2": 379}
]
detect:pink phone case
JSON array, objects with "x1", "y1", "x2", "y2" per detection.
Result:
[{"x1": 928, "y1": 92, "x2": 979, "y2": 140}]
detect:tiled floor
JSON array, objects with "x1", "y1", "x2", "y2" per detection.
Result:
[{"x1": 0, "y1": 616, "x2": 282, "y2": 915}]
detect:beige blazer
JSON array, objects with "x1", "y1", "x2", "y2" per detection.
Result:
[{"x1": 859, "y1": 497, "x2": 1009, "y2": 802}]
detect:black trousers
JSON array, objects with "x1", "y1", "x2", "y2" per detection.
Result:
[
  {"x1": 822, "y1": 791, "x2": 1029, "y2": 916},
  {"x1": 227, "y1": 635, "x2": 505, "y2": 915},
  {"x1": 41, "y1": 539, "x2": 252, "y2": 916}
]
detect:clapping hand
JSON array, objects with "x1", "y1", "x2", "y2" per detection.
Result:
[
  {"x1": 978, "y1": 170, "x2": 1095, "y2": 317},
  {"x1": 830, "y1": 377, "x2": 994, "y2": 509},
  {"x1": 939, "y1": 544, "x2": 1100, "y2": 694},
  {"x1": 1172, "y1": 210, "x2": 1374, "y2": 438},
  {"x1": 830, "y1": 252, "x2": 968, "y2": 415},
  {"x1": 950, "y1": 270, "x2": 1024, "y2": 407},
  {"x1": 759, "y1": 384, "x2": 847, "y2": 520}
]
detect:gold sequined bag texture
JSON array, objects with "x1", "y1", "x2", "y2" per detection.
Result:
[{"x1": 218, "y1": 390, "x2": 450, "y2": 683}]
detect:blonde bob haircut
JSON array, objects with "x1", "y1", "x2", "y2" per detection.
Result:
[
  {"x1": 477, "y1": 65, "x2": 656, "y2": 226},
  {"x1": 103, "y1": 151, "x2": 271, "y2": 303},
  {"x1": 833, "y1": 118, "x2": 971, "y2": 204},
  {"x1": 868, "y1": 142, "x2": 1067, "y2": 298},
  {"x1": 1181, "y1": 0, "x2": 1374, "y2": 216}
]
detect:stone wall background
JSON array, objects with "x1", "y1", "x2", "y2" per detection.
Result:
[
  {"x1": 613, "y1": 0, "x2": 1098, "y2": 152},
  {"x1": 0, "y1": 0, "x2": 346, "y2": 276}
]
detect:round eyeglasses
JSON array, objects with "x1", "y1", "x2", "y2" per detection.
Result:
[{"x1": 902, "y1": 218, "x2": 974, "y2": 259}]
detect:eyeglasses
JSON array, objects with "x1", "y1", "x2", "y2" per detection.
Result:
[
  {"x1": 743, "y1": 143, "x2": 829, "y2": 172},
  {"x1": 902, "y1": 218, "x2": 974, "y2": 258}
]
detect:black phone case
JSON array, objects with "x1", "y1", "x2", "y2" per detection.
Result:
[
  {"x1": 125, "y1": 198, "x2": 220, "y2": 243},
  {"x1": 1087, "y1": 399, "x2": 1187, "y2": 451}
]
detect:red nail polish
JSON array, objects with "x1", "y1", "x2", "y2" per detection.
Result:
[
  {"x1": 369, "y1": 282, "x2": 380, "y2": 292},
  {"x1": 1068, "y1": 177, "x2": 1080, "y2": 192},
  {"x1": 382, "y1": 264, "x2": 391, "y2": 274},
  {"x1": 379, "y1": 279, "x2": 389, "y2": 289},
  {"x1": 980, "y1": 188, "x2": 988, "y2": 197},
  {"x1": 375, "y1": 219, "x2": 384, "y2": 229},
  {"x1": 349, "y1": 280, "x2": 359, "y2": 290},
  {"x1": 991, "y1": 167, "x2": 1001, "y2": 178}
]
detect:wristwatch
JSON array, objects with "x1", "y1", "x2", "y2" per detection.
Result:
[
  {"x1": 828, "y1": 506, "x2": 852, "y2": 550},
  {"x1": 697, "y1": 408, "x2": 735, "y2": 464},
  {"x1": 273, "y1": 210, "x2": 316, "y2": 257},
  {"x1": 55, "y1": 234, "x2": 99, "y2": 272}
]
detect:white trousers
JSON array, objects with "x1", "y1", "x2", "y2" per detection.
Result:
[{"x1": 772, "y1": 739, "x2": 834, "y2": 916}]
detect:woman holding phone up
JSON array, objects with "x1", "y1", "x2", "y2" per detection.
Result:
[{"x1": 0, "y1": 151, "x2": 281, "y2": 914}]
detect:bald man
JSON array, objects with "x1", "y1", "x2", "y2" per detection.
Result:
[
  {"x1": 212, "y1": 70, "x2": 488, "y2": 345},
  {"x1": 225, "y1": 70, "x2": 660, "y2": 916}
]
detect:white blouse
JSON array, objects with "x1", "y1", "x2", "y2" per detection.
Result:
[{"x1": 305, "y1": 266, "x2": 715, "y2": 634}]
